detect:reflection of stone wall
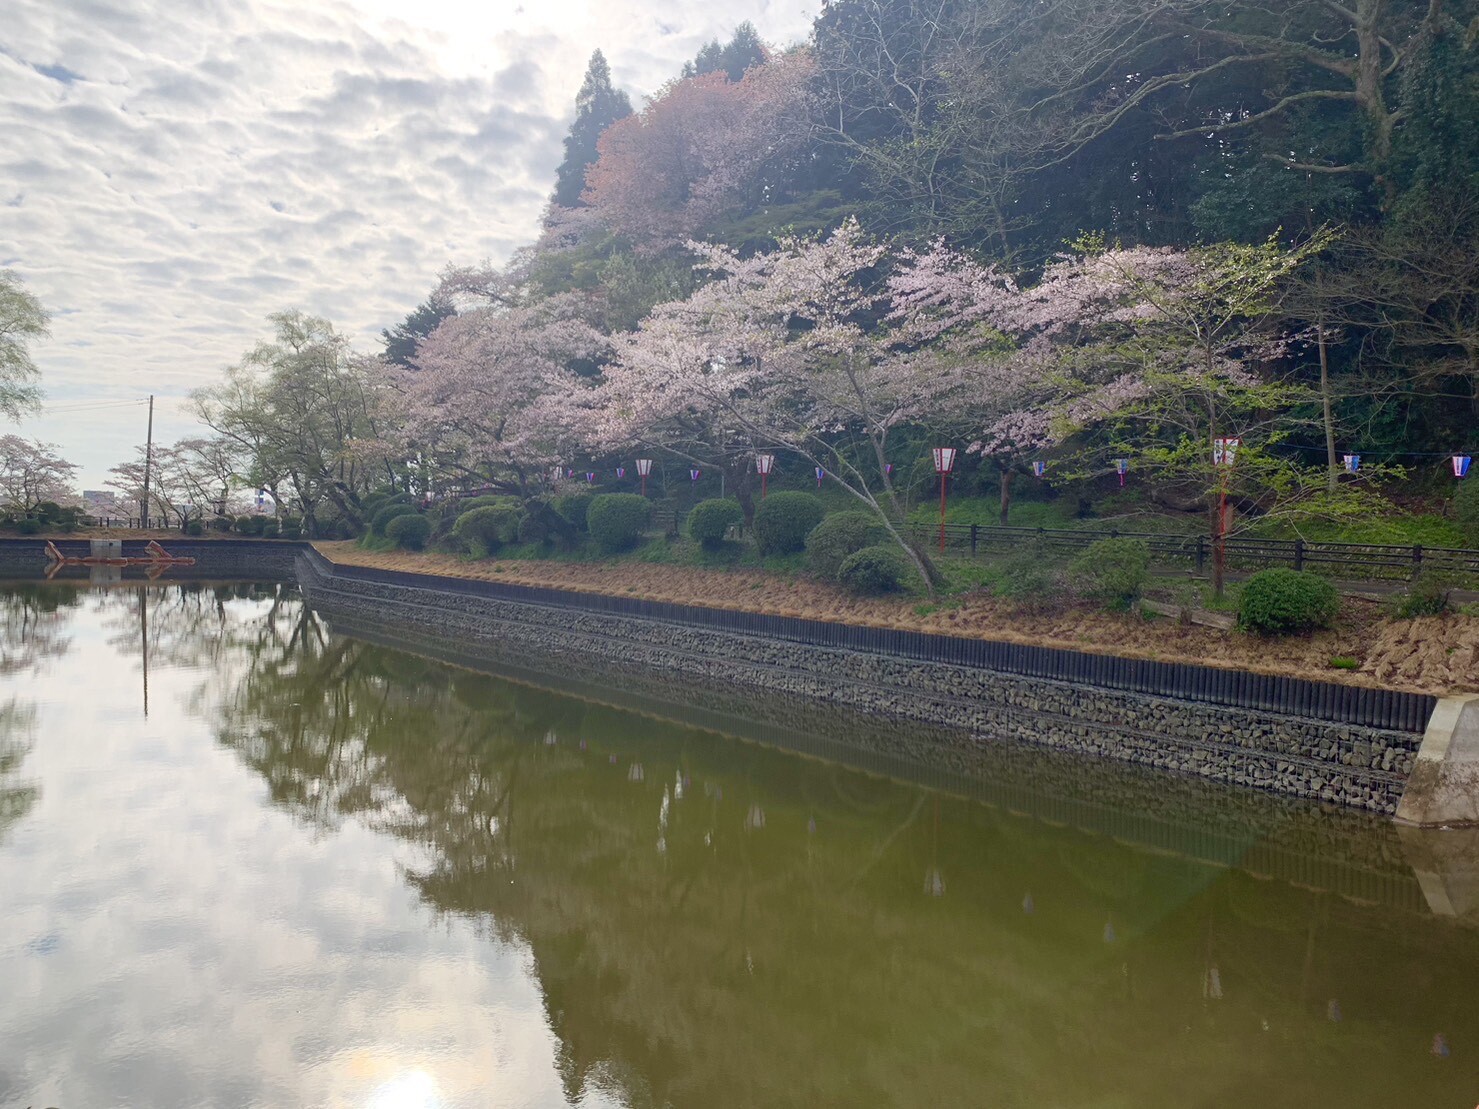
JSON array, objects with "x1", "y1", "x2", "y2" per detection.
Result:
[{"x1": 298, "y1": 554, "x2": 1420, "y2": 817}]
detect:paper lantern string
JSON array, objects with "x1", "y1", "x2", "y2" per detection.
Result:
[
  {"x1": 1032, "y1": 461, "x2": 1047, "y2": 477},
  {"x1": 585, "y1": 472, "x2": 596, "y2": 483},
  {"x1": 616, "y1": 467, "x2": 626, "y2": 479},
  {"x1": 1343, "y1": 454, "x2": 1360, "y2": 473},
  {"x1": 689, "y1": 469, "x2": 701, "y2": 482},
  {"x1": 1454, "y1": 455, "x2": 1472, "y2": 478},
  {"x1": 815, "y1": 466, "x2": 825, "y2": 487},
  {"x1": 1114, "y1": 458, "x2": 1129, "y2": 486}
]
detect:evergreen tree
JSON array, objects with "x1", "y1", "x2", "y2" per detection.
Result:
[
  {"x1": 682, "y1": 22, "x2": 768, "y2": 82},
  {"x1": 381, "y1": 298, "x2": 455, "y2": 370},
  {"x1": 552, "y1": 50, "x2": 634, "y2": 209}
]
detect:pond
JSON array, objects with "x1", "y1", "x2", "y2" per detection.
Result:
[{"x1": 1, "y1": 582, "x2": 1475, "y2": 1108}]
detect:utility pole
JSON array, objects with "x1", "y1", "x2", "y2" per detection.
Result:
[{"x1": 141, "y1": 394, "x2": 154, "y2": 530}]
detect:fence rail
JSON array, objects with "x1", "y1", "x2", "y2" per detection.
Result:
[
  {"x1": 301, "y1": 547, "x2": 1437, "y2": 735},
  {"x1": 906, "y1": 523, "x2": 1479, "y2": 582}
]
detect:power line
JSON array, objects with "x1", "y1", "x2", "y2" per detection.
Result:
[{"x1": 40, "y1": 398, "x2": 151, "y2": 413}]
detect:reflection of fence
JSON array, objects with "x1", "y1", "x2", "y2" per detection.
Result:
[{"x1": 905, "y1": 523, "x2": 1479, "y2": 583}]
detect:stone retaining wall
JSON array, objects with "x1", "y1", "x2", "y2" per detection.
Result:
[{"x1": 297, "y1": 551, "x2": 1421, "y2": 815}]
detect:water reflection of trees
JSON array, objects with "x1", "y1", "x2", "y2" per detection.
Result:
[
  {"x1": 0, "y1": 698, "x2": 38, "y2": 845},
  {"x1": 205, "y1": 595, "x2": 1479, "y2": 1109},
  {"x1": 0, "y1": 583, "x2": 81, "y2": 676}
]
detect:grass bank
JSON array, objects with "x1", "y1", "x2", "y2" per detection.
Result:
[{"x1": 313, "y1": 541, "x2": 1479, "y2": 698}]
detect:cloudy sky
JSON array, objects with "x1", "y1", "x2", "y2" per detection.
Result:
[{"x1": 0, "y1": 0, "x2": 819, "y2": 488}]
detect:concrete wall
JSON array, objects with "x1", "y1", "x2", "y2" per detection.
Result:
[{"x1": 296, "y1": 551, "x2": 1423, "y2": 816}]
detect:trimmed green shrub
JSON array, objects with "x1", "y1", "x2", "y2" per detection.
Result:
[
  {"x1": 16, "y1": 517, "x2": 41, "y2": 535},
  {"x1": 261, "y1": 521, "x2": 280, "y2": 539},
  {"x1": 837, "y1": 544, "x2": 909, "y2": 595},
  {"x1": 754, "y1": 491, "x2": 826, "y2": 556},
  {"x1": 992, "y1": 542, "x2": 1065, "y2": 611},
  {"x1": 280, "y1": 522, "x2": 302, "y2": 540},
  {"x1": 461, "y1": 494, "x2": 519, "y2": 512},
  {"x1": 1069, "y1": 537, "x2": 1150, "y2": 609},
  {"x1": 1396, "y1": 570, "x2": 1458, "y2": 619},
  {"x1": 805, "y1": 510, "x2": 888, "y2": 578},
  {"x1": 686, "y1": 498, "x2": 744, "y2": 548},
  {"x1": 385, "y1": 513, "x2": 431, "y2": 550},
  {"x1": 554, "y1": 493, "x2": 595, "y2": 533},
  {"x1": 517, "y1": 511, "x2": 550, "y2": 545},
  {"x1": 235, "y1": 515, "x2": 266, "y2": 536},
  {"x1": 1238, "y1": 569, "x2": 1339, "y2": 635},
  {"x1": 360, "y1": 492, "x2": 389, "y2": 516},
  {"x1": 370, "y1": 503, "x2": 417, "y2": 536},
  {"x1": 587, "y1": 493, "x2": 651, "y2": 553},
  {"x1": 209, "y1": 515, "x2": 233, "y2": 532},
  {"x1": 185, "y1": 519, "x2": 204, "y2": 536},
  {"x1": 1456, "y1": 478, "x2": 1479, "y2": 545},
  {"x1": 35, "y1": 501, "x2": 63, "y2": 523},
  {"x1": 453, "y1": 505, "x2": 521, "y2": 556}
]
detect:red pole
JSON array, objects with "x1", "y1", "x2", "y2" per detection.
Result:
[
  {"x1": 641, "y1": 474, "x2": 646, "y2": 497},
  {"x1": 761, "y1": 472, "x2": 768, "y2": 500},
  {"x1": 938, "y1": 473, "x2": 948, "y2": 552}
]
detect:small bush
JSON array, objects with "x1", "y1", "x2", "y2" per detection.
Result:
[
  {"x1": 16, "y1": 517, "x2": 41, "y2": 535},
  {"x1": 1069, "y1": 537, "x2": 1150, "y2": 609},
  {"x1": 554, "y1": 493, "x2": 595, "y2": 533},
  {"x1": 753, "y1": 491, "x2": 826, "y2": 556},
  {"x1": 209, "y1": 515, "x2": 233, "y2": 532},
  {"x1": 1238, "y1": 569, "x2": 1339, "y2": 635},
  {"x1": 385, "y1": 512, "x2": 431, "y2": 550},
  {"x1": 261, "y1": 521, "x2": 280, "y2": 539},
  {"x1": 1455, "y1": 478, "x2": 1479, "y2": 545},
  {"x1": 991, "y1": 543, "x2": 1065, "y2": 611},
  {"x1": 370, "y1": 503, "x2": 417, "y2": 536},
  {"x1": 1396, "y1": 570, "x2": 1458, "y2": 619},
  {"x1": 587, "y1": 493, "x2": 651, "y2": 553},
  {"x1": 517, "y1": 510, "x2": 550, "y2": 545},
  {"x1": 686, "y1": 498, "x2": 744, "y2": 548},
  {"x1": 35, "y1": 501, "x2": 63, "y2": 523},
  {"x1": 235, "y1": 515, "x2": 266, "y2": 536},
  {"x1": 453, "y1": 505, "x2": 521, "y2": 557},
  {"x1": 280, "y1": 523, "x2": 302, "y2": 540},
  {"x1": 1329, "y1": 656, "x2": 1358, "y2": 670},
  {"x1": 461, "y1": 494, "x2": 520, "y2": 512},
  {"x1": 185, "y1": 519, "x2": 205, "y2": 536},
  {"x1": 805, "y1": 511, "x2": 888, "y2": 578},
  {"x1": 838, "y1": 544, "x2": 910, "y2": 595}
]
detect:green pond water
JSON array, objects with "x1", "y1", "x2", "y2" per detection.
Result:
[{"x1": 1, "y1": 581, "x2": 1477, "y2": 1108}]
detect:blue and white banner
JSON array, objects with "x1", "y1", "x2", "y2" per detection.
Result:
[
  {"x1": 1455, "y1": 456, "x2": 1473, "y2": 478},
  {"x1": 1343, "y1": 454, "x2": 1360, "y2": 473}
]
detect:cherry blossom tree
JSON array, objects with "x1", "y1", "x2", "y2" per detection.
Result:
[
  {"x1": 399, "y1": 289, "x2": 608, "y2": 497},
  {"x1": 601, "y1": 218, "x2": 975, "y2": 589},
  {"x1": 0, "y1": 436, "x2": 77, "y2": 512}
]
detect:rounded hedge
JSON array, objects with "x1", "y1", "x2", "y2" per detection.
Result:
[
  {"x1": 838, "y1": 544, "x2": 910, "y2": 595},
  {"x1": 16, "y1": 517, "x2": 41, "y2": 535},
  {"x1": 461, "y1": 494, "x2": 519, "y2": 512},
  {"x1": 517, "y1": 510, "x2": 550, "y2": 545},
  {"x1": 185, "y1": 519, "x2": 205, "y2": 536},
  {"x1": 280, "y1": 522, "x2": 303, "y2": 540},
  {"x1": 554, "y1": 493, "x2": 595, "y2": 533},
  {"x1": 753, "y1": 491, "x2": 826, "y2": 556},
  {"x1": 1069, "y1": 537, "x2": 1150, "y2": 609},
  {"x1": 385, "y1": 512, "x2": 431, "y2": 550},
  {"x1": 1238, "y1": 569, "x2": 1339, "y2": 635},
  {"x1": 686, "y1": 498, "x2": 744, "y2": 548},
  {"x1": 235, "y1": 515, "x2": 266, "y2": 536},
  {"x1": 370, "y1": 503, "x2": 418, "y2": 535},
  {"x1": 208, "y1": 515, "x2": 233, "y2": 532},
  {"x1": 453, "y1": 505, "x2": 520, "y2": 555},
  {"x1": 805, "y1": 510, "x2": 888, "y2": 578},
  {"x1": 587, "y1": 493, "x2": 651, "y2": 553},
  {"x1": 261, "y1": 521, "x2": 280, "y2": 539}
]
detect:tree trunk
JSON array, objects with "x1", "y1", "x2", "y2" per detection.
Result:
[
  {"x1": 1318, "y1": 321, "x2": 1339, "y2": 491},
  {"x1": 999, "y1": 467, "x2": 1013, "y2": 526}
]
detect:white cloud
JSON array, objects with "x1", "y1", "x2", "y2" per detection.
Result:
[{"x1": 0, "y1": 0, "x2": 820, "y2": 486}]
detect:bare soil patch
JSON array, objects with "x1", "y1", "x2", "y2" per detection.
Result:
[{"x1": 314, "y1": 542, "x2": 1479, "y2": 697}]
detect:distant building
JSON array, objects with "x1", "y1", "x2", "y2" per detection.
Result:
[{"x1": 82, "y1": 490, "x2": 124, "y2": 518}]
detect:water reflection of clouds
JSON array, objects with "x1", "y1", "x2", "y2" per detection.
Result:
[{"x1": 0, "y1": 591, "x2": 619, "y2": 1108}]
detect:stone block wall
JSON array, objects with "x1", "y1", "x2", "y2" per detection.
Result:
[{"x1": 297, "y1": 552, "x2": 1421, "y2": 815}]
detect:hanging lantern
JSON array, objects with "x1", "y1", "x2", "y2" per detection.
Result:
[
  {"x1": 1114, "y1": 458, "x2": 1129, "y2": 486},
  {"x1": 616, "y1": 467, "x2": 626, "y2": 479},
  {"x1": 585, "y1": 471, "x2": 596, "y2": 483},
  {"x1": 885, "y1": 463, "x2": 893, "y2": 475},
  {"x1": 1032, "y1": 460, "x2": 1047, "y2": 477},
  {"x1": 1213, "y1": 437, "x2": 1241, "y2": 466},
  {"x1": 689, "y1": 468, "x2": 701, "y2": 482},
  {"x1": 567, "y1": 468, "x2": 575, "y2": 479},
  {"x1": 550, "y1": 466, "x2": 562, "y2": 483},
  {"x1": 931, "y1": 448, "x2": 956, "y2": 553},
  {"x1": 1453, "y1": 455, "x2": 1472, "y2": 478},
  {"x1": 1343, "y1": 453, "x2": 1360, "y2": 473},
  {"x1": 755, "y1": 453, "x2": 775, "y2": 499},
  {"x1": 636, "y1": 458, "x2": 653, "y2": 496},
  {"x1": 815, "y1": 466, "x2": 825, "y2": 487}
]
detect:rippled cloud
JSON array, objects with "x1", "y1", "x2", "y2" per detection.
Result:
[{"x1": 0, "y1": 0, "x2": 817, "y2": 483}]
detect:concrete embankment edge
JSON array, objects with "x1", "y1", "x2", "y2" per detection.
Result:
[{"x1": 1397, "y1": 696, "x2": 1479, "y2": 827}]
